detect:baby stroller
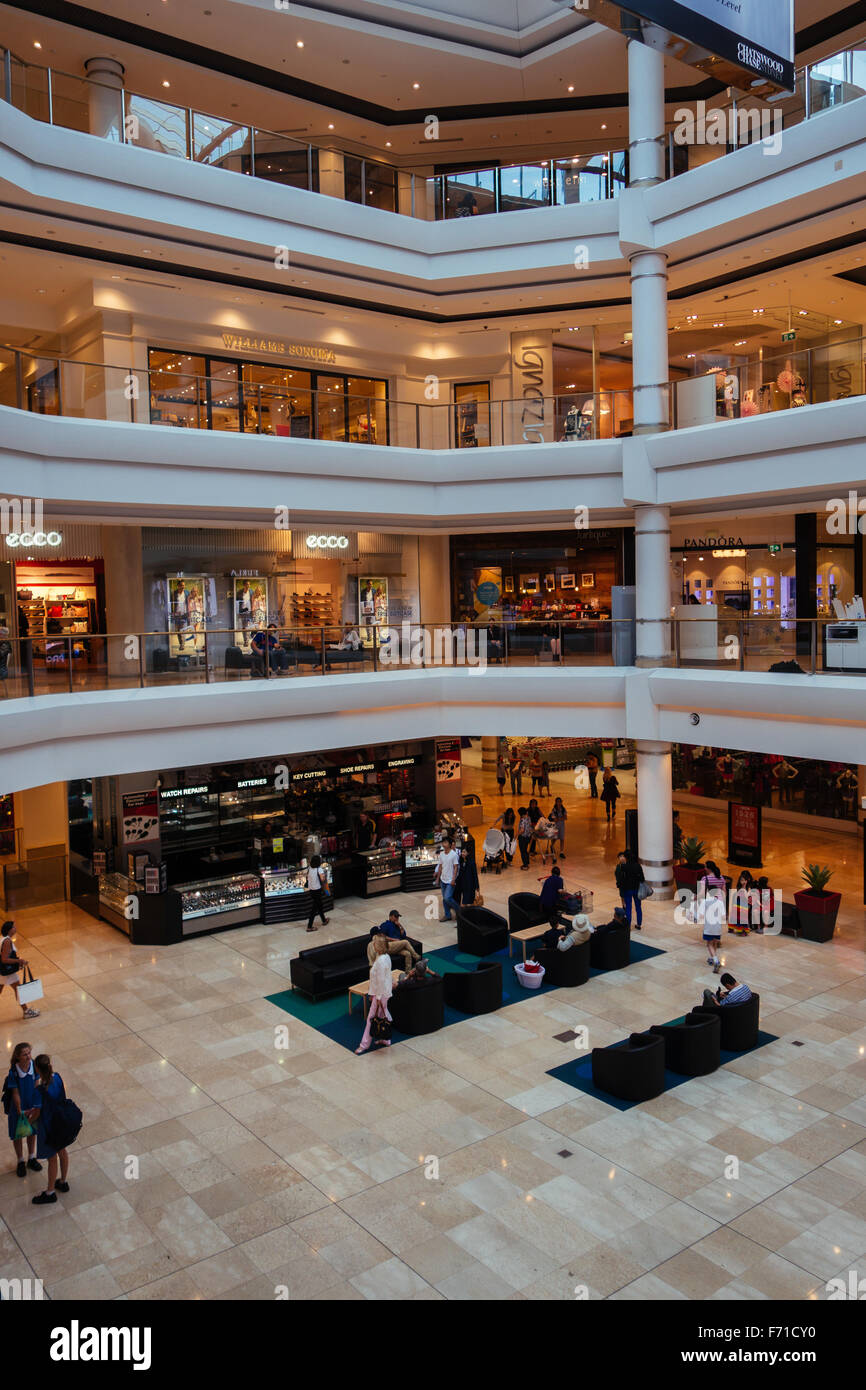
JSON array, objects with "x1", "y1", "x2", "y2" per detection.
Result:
[{"x1": 480, "y1": 827, "x2": 505, "y2": 874}]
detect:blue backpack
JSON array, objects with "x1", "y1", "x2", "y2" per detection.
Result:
[{"x1": 45, "y1": 1079, "x2": 82, "y2": 1150}]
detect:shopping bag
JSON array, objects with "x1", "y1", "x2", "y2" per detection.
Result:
[
  {"x1": 15, "y1": 1114, "x2": 33, "y2": 1139},
  {"x1": 18, "y1": 965, "x2": 43, "y2": 1005},
  {"x1": 637, "y1": 881, "x2": 654, "y2": 901}
]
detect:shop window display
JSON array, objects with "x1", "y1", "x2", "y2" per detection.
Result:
[
  {"x1": 167, "y1": 576, "x2": 207, "y2": 659},
  {"x1": 673, "y1": 745, "x2": 861, "y2": 822},
  {"x1": 233, "y1": 576, "x2": 268, "y2": 653}
]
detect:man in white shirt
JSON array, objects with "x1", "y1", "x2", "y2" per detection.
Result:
[
  {"x1": 433, "y1": 838, "x2": 460, "y2": 922},
  {"x1": 334, "y1": 625, "x2": 362, "y2": 651}
]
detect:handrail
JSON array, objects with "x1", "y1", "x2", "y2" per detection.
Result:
[
  {"x1": 0, "y1": 619, "x2": 860, "y2": 701},
  {"x1": 2, "y1": 338, "x2": 864, "y2": 446},
  {"x1": 2, "y1": 39, "x2": 861, "y2": 220}
]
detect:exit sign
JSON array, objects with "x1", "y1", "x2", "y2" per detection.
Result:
[
  {"x1": 767, "y1": 544, "x2": 781, "y2": 555},
  {"x1": 781, "y1": 331, "x2": 797, "y2": 342}
]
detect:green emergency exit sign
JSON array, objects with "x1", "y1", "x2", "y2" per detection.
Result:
[{"x1": 781, "y1": 331, "x2": 797, "y2": 342}]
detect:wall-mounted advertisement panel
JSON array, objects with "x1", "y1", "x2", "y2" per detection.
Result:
[{"x1": 586, "y1": 0, "x2": 794, "y2": 91}]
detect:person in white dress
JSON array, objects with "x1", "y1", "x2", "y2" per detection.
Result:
[{"x1": 356, "y1": 938, "x2": 393, "y2": 1053}]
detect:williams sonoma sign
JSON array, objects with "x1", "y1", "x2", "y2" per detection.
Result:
[{"x1": 220, "y1": 332, "x2": 336, "y2": 364}]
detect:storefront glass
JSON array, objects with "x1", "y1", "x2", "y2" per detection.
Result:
[
  {"x1": 454, "y1": 381, "x2": 491, "y2": 448},
  {"x1": 673, "y1": 744, "x2": 861, "y2": 823},
  {"x1": 451, "y1": 530, "x2": 625, "y2": 622},
  {"x1": 147, "y1": 349, "x2": 387, "y2": 438}
]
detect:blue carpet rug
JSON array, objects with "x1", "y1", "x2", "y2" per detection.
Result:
[
  {"x1": 546, "y1": 1028, "x2": 779, "y2": 1110},
  {"x1": 266, "y1": 938, "x2": 668, "y2": 1057}
]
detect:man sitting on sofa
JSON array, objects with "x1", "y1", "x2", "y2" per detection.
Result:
[
  {"x1": 700, "y1": 972, "x2": 752, "y2": 1010},
  {"x1": 250, "y1": 624, "x2": 288, "y2": 677},
  {"x1": 395, "y1": 958, "x2": 440, "y2": 988},
  {"x1": 596, "y1": 905, "x2": 629, "y2": 934},
  {"x1": 370, "y1": 910, "x2": 421, "y2": 970}
]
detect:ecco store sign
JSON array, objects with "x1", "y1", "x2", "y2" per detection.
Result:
[
  {"x1": 306, "y1": 534, "x2": 349, "y2": 550},
  {"x1": 5, "y1": 531, "x2": 62, "y2": 548}
]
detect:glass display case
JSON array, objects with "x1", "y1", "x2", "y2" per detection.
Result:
[
  {"x1": 355, "y1": 846, "x2": 402, "y2": 897},
  {"x1": 174, "y1": 872, "x2": 262, "y2": 927},
  {"x1": 260, "y1": 864, "x2": 334, "y2": 923},
  {"x1": 261, "y1": 867, "x2": 308, "y2": 898},
  {"x1": 98, "y1": 871, "x2": 136, "y2": 935},
  {"x1": 401, "y1": 844, "x2": 437, "y2": 892},
  {"x1": 159, "y1": 789, "x2": 219, "y2": 852}
]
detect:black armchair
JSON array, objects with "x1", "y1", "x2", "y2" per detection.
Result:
[
  {"x1": 456, "y1": 905, "x2": 509, "y2": 956},
  {"x1": 443, "y1": 961, "x2": 502, "y2": 1015},
  {"x1": 389, "y1": 976, "x2": 445, "y2": 1035},
  {"x1": 649, "y1": 1012, "x2": 721, "y2": 1076},
  {"x1": 591, "y1": 1031, "x2": 666, "y2": 1102},
  {"x1": 507, "y1": 892, "x2": 546, "y2": 934},
  {"x1": 693, "y1": 993, "x2": 760, "y2": 1051},
  {"x1": 224, "y1": 645, "x2": 253, "y2": 678},
  {"x1": 589, "y1": 924, "x2": 630, "y2": 971},
  {"x1": 533, "y1": 940, "x2": 590, "y2": 987}
]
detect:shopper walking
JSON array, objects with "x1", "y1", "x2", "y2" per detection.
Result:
[
  {"x1": 0, "y1": 921, "x2": 39, "y2": 1019},
  {"x1": 355, "y1": 939, "x2": 394, "y2": 1054},
  {"x1": 305, "y1": 855, "x2": 330, "y2": 932},
  {"x1": 701, "y1": 891, "x2": 725, "y2": 973},
  {"x1": 516, "y1": 807, "x2": 532, "y2": 870},
  {"x1": 434, "y1": 837, "x2": 460, "y2": 921},
  {"x1": 600, "y1": 768, "x2": 620, "y2": 821},
  {"x1": 508, "y1": 747, "x2": 524, "y2": 795},
  {"x1": 494, "y1": 806, "x2": 517, "y2": 865},
  {"x1": 29, "y1": 1054, "x2": 76, "y2": 1204},
  {"x1": 3, "y1": 1041, "x2": 41, "y2": 1178},
  {"x1": 729, "y1": 870, "x2": 754, "y2": 937},
  {"x1": 615, "y1": 849, "x2": 645, "y2": 930},
  {"x1": 540, "y1": 759, "x2": 551, "y2": 796},
  {"x1": 455, "y1": 844, "x2": 480, "y2": 907},
  {"x1": 529, "y1": 751, "x2": 544, "y2": 795},
  {"x1": 586, "y1": 752, "x2": 599, "y2": 799},
  {"x1": 549, "y1": 796, "x2": 567, "y2": 859},
  {"x1": 496, "y1": 754, "x2": 507, "y2": 796}
]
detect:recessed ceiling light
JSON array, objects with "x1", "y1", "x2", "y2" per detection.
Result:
[
  {"x1": 162, "y1": 80, "x2": 170, "y2": 88},
  {"x1": 601, "y1": 124, "x2": 607, "y2": 130},
  {"x1": 33, "y1": 41, "x2": 41, "y2": 49},
  {"x1": 567, "y1": 85, "x2": 574, "y2": 92},
  {"x1": 412, "y1": 82, "x2": 420, "y2": 89},
  {"x1": 385, "y1": 141, "x2": 391, "y2": 147},
  {"x1": 328, "y1": 123, "x2": 334, "y2": 130},
  {"x1": 296, "y1": 40, "x2": 304, "y2": 48}
]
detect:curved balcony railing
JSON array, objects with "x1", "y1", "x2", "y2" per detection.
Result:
[
  {"x1": 0, "y1": 619, "x2": 861, "y2": 703},
  {"x1": 2, "y1": 340, "x2": 864, "y2": 447},
  {"x1": 2, "y1": 41, "x2": 863, "y2": 221}
]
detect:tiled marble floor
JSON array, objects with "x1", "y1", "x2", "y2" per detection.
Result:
[{"x1": 1, "y1": 760, "x2": 863, "y2": 1301}]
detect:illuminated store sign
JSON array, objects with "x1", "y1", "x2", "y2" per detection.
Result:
[
  {"x1": 5, "y1": 531, "x2": 62, "y2": 547},
  {"x1": 237, "y1": 778, "x2": 269, "y2": 789},
  {"x1": 292, "y1": 769, "x2": 329, "y2": 781},
  {"x1": 220, "y1": 332, "x2": 336, "y2": 364},
  {"x1": 306, "y1": 534, "x2": 350, "y2": 550},
  {"x1": 684, "y1": 536, "x2": 744, "y2": 550},
  {"x1": 160, "y1": 785, "x2": 209, "y2": 798},
  {"x1": 339, "y1": 762, "x2": 376, "y2": 775}
]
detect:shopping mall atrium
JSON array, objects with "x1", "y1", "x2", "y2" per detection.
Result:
[{"x1": 0, "y1": 0, "x2": 865, "y2": 1324}]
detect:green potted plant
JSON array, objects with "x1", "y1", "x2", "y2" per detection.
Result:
[
  {"x1": 673, "y1": 837, "x2": 706, "y2": 891},
  {"x1": 794, "y1": 865, "x2": 841, "y2": 943}
]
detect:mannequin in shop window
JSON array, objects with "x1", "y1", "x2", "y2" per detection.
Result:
[
  {"x1": 577, "y1": 398, "x2": 595, "y2": 440},
  {"x1": 562, "y1": 404, "x2": 581, "y2": 442},
  {"x1": 836, "y1": 766, "x2": 858, "y2": 818}
]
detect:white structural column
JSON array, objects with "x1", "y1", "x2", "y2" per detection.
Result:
[
  {"x1": 635, "y1": 740, "x2": 675, "y2": 898},
  {"x1": 628, "y1": 28, "x2": 674, "y2": 893},
  {"x1": 635, "y1": 504, "x2": 672, "y2": 664},
  {"x1": 84, "y1": 57, "x2": 125, "y2": 140}
]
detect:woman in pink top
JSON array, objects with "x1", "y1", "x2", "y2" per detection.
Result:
[{"x1": 355, "y1": 938, "x2": 394, "y2": 1054}]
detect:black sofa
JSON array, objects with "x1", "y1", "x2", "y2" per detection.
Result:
[
  {"x1": 589, "y1": 923, "x2": 631, "y2": 971},
  {"x1": 591, "y1": 1031, "x2": 666, "y2": 1102},
  {"x1": 649, "y1": 1011, "x2": 721, "y2": 1076},
  {"x1": 534, "y1": 939, "x2": 591, "y2": 987},
  {"x1": 443, "y1": 960, "x2": 502, "y2": 1015},
  {"x1": 507, "y1": 892, "x2": 546, "y2": 934},
  {"x1": 389, "y1": 976, "x2": 445, "y2": 1035},
  {"x1": 290, "y1": 932, "x2": 422, "y2": 999},
  {"x1": 456, "y1": 905, "x2": 509, "y2": 956},
  {"x1": 693, "y1": 993, "x2": 760, "y2": 1051}
]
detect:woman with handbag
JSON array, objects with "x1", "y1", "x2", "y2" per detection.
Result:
[
  {"x1": 0, "y1": 920, "x2": 40, "y2": 1019},
  {"x1": 27, "y1": 1054, "x2": 74, "y2": 1205},
  {"x1": 455, "y1": 845, "x2": 479, "y2": 907},
  {"x1": 4, "y1": 1041, "x2": 42, "y2": 1177},
  {"x1": 306, "y1": 855, "x2": 330, "y2": 932},
  {"x1": 355, "y1": 938, "x2": 394, "y2": 1054}
]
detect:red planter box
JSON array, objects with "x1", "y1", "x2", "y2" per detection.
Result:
[
  {"x1": 673, "y1": 864, "x2": 705, "y2": 891},
  {"x1": 793, "y1": 889, "x2": 841, "y2": 943}
]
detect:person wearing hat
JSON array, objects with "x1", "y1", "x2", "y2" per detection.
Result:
[
  {"x1": 595, "y1": 906, "x2": 629, "y2": 936},
  {"x1": 371, "y1": 910, "x2": 420, "y2": 970}
]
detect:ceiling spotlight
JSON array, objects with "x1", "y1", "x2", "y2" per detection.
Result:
[
  {"x1": 567, "y1": 85, "x2": 574, "y2": 92},
  {"x1": 601, "y1": 123, "x2": 607, "y2": 130},
  {"x1": 162, "y1": 80, "x2": 170, "y2": 87},
  {"x1": 412, "y1": 82, "x2": 420, "y2": 89},
  {"x1": 33, "y1": 41, "x2": 42, "y2": 49},
  {"x1": 385, "y1": 140, "x2": 391, "y2": 147},
  {"x1": 328, "y1": 123, "x2": 334, "y2": 130},
  {"x1": 296, "y1": 40, "x2": 304, "y2": 48}
]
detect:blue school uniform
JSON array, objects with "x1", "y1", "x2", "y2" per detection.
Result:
[
  {"x1": 5, "y1": 1064, "x2": 38, "y2": 1142},
  {"x1": 32, "y1": 1072, "x2": 65, "y2": 1160}
]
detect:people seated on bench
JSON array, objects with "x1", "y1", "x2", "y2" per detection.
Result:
[
  {"x1": 369, "y1": 910, "x2": 421, "y2": 970},
  {"x1": 700, "y1": 972, "x2": 752, "y2": 1010},
  {"x1": 541, "y1": 913, "x2": 592, "y2": 951},
  {"x1": 250, "y1": 624, "x2": 288, "y2": 677},
  {"x1": 395, "y1": 958, "x2": 440, "y2": 987},
  {"x1": 330, "y1": 624, "x2": 363, "y2": 651}
]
